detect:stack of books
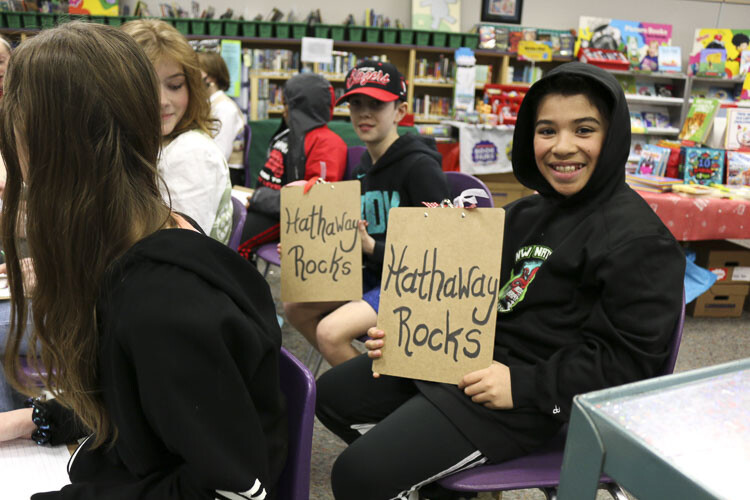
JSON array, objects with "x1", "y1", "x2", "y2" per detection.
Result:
[{"x1": 626, "y1": 174, "x2": 683, "y2": 193}]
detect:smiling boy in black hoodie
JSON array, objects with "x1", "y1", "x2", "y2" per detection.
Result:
[
  {"x1": 283, "y1": 61, "x2": 450, "y2": 368},
  {"x1": 315, "y1": 62, "x2": 685, "y2": 500}
]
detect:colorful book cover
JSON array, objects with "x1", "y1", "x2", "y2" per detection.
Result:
[
  {"x1": 478, "y1": 26, "x2": 496, "y2": 50},
  {"x1": 679, "y1": 98, "x2": 720, "y2": 144},
  {"x1": 636, "y1": 82, "x2": 656, "y2": 96},
  {"x1": 658, "y1": 46, "x2": 681, "y2": 72},
  {"x1": 742, "y1": 73, "x2": 750, "y2": 101},
  {"x1": 69, "y1": 0, "x2": 118, "y2": 15},
  {"x1": 698, "y1": 49, "x2": 727, "y2": 77},
  {"x1": 689, "y1": 28, "x2": 750, "y2": 77},
  {"x1": 575, "y1": 16, "x2": 672, "y2": 70},
  {"x1": 683, "y1": 147, "x2": 725, "y2": 185},
  {"x1": 642, "y1": 111, "x2": 671, "y2": 129},
  {"x1": 741, "y1": 50, "x2": 750, "y2": 76},
  {"x1": 615, "y1": 74, "x2": 636, "y2": 94},
  {"x1": 630, "y1": 112, "x2": 646, "y2": 133},
  {"x1": 724, "y1": 108, "x2": 750, "y2": 151},
  {"x1": 639, "y1": 144, "x2": 671, "y2": 176},
  {"x1": 707, "y1": 86, "x2": 731, "y2": 102},
  {"x1": 726, "y1": 151, "x2": 750, "y2": 185}
]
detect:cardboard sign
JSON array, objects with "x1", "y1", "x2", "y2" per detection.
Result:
[
  {"x1": 373, "y1": 207, "x2": 505, "y2": 384},
  {"x1": 280, "y1": 181, "x2": 362, "y2": 302}
]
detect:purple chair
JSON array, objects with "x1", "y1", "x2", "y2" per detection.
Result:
[
  {"x1": 276, "y1": 347, "x2": 316, "y2": 500},
  {"x1": 228, "y1": 196, "x2": 247, "y2": 251},
  {"x1": 444, "y1": 171, "x2": 494, "y2": 208},
  {"x1": 437, "y1": 294, "x2": 686, "y2": 499}
]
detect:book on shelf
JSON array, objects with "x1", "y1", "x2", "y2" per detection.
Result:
[
  {"x1": 630, "y1": 112, "x2": 646, "y2": 133},
  {"x1": 724, "y1": 108, "x2": 750, "y2": 151},
  {"x1": 741, "y1": 50, "x2": 750, "y2": 77},
  {"x1": 654, "y1": 83, "x2": 675, "y2": 98},
  {"x1": 682, "y1": 147, "x2": 725, "y2": 185},
  {"x1": 658, "y1": 46, "x2": 681, "y2": 73},
  {"x1": 615, "y1": 74, "x2": 636, "y2": 95},
  {"x1": 727, "y1": 151, "x2": 750, "y2": 186},
  {"x1": 636, "y1": 82, "x2": 656, "y2": 97},
  {"x1": 679, "y1": 98, "x2": 720, "y2": 145},
  {"x1": 641, "y1": 111, "x2": 671, "y2": 129},
  {"x1": 698, "y1": 48, "x2": 727, "y2": 77}
]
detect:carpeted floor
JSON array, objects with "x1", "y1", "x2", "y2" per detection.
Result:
[{"x1": 263, "y1": 265, "x2": 750, "y2": 500}]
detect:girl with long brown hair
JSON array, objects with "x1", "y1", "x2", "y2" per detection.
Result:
[
  {"x1": 122, "y1": 18, "x2": 234, "y2": 244},
  {"x1": 0, "y1": 22, "x2": 286, "y2": 498}
]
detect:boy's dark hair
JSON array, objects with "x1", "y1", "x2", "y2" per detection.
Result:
[
  {"x1": 732, "y1": 33, "x2": 749, "y2": 47},
  {"x1": 530, "y1": 73, "x2": 614, "y2": 125}
]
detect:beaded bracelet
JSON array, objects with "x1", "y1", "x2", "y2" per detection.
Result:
[{"x1": 24, "y1": 397, "x2": 52, "y2": 445}]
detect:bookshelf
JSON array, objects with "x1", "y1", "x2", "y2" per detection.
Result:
[{"x1": 0, "y1": 25, "x2": 574, "y2": 124}]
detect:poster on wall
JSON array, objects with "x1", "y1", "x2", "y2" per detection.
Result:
[
  {"x1": 688, "y1": 29, "x2": 750, "y2": 78},
  {"x1": 575, "y1": 16, "x2": 672, "y2": 71},
  {"x1": 412, "y1": 0, "x2": 461, "y2": 32},
  {"x1": 69, "y1": 0, "x2": 118, "y2": 16}
]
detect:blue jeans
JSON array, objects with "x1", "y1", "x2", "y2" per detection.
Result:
[{"x1": 0, "y1": 301, "x2": 33, "y2": 412}]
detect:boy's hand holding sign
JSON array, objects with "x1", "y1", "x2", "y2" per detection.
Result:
[
  {"x1": 372, "y1": 206, "x2": 505, "y2": 384},
  {"x1": 280, "y1": 180, "x2": 362, "y2": 302}
]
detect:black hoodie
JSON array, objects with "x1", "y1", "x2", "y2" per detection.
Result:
[
  {"x1": 252, "y1": 73, "x2": 346, "y2": 216},
  {"x1": 33, "y1": 229, "x2": 288, "y2": 500},
  {"x1": 417, "y1": 63, "x2": 685, "y2": 462},
  {"x1": 356, "y1": 133, "x2": 450, "y2": 277}
]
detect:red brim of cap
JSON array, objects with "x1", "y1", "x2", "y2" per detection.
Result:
[{"x1": 335, "y1": 87, "x2": 400, "y2": 106}]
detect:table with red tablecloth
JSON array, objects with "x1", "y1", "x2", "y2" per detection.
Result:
[{"x1": 636, "y1": 190, "x2": 750, "y2": 241}]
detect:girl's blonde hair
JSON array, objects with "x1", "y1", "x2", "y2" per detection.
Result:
[
  {"x1": 0, "y1": 34, "x2": 12, "y2": 53},
  {"x1": 1, "y1": 22, "x2": 171, "y2": 448},
  {"x1": 122, "y1": 19, "x2": 216, "y2": 140}
]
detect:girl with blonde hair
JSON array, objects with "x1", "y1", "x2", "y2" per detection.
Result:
[
  {"x1": 0, "y1": 22, "x2": 286, "y2": 498},
  {"x1": 122, "y1": 19, "x2": 233, "y2": 243}
]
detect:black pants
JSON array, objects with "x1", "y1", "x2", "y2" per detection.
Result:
[
  {"x1": 316, "y1": 355, "x2": 486, "y2": 500},
  {"x1": 237, "y1": 211, "x2": 279, "y2": 260}
]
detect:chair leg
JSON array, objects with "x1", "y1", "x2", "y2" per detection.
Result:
[
  {"x1": 603, "y1": 482, "x2": 628, "y2": 500},
  {"x1": 541, "y1": 487, "x2": 557, "y2": 500}
]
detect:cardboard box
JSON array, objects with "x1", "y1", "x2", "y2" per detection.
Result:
[
  {"x1": 694, "y1": 241, "x2": 750, "y2": 284},
  {"x1": 690, "y1": 283, "x2": 750, "y2": 318},
  {"x1": 475, "y1": 174, "x2": 535, "y2": 207}
]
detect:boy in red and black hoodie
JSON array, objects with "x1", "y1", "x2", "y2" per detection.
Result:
[
  {"x1": 238, "y1": 73, "x2": 347, "y2": 259},
  {"x1": 283, "y1": 61, "x2": 450, "y2": 368}
]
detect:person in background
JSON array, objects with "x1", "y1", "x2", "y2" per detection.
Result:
[
  {"x1": 123, "y1": 19, "x2": 233, "y2": 244},
  {"x1": 283, "y1": 61, "x2": 450, "y2": 368},
  {"x1": 198, "y1": 51, "x2": 247, "y2": 186},
  {"x1": 0, "y1": 22, "x2": 287, "y2": 498},
  {"x1": 316, "y1": 62, "x2": 684, "y2": 499},
  {"x1": 238, "y1": 72, "x2": 347, "y2": 260}
]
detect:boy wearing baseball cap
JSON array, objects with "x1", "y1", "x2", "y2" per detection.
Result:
[{"x1": 283, "y1": 60, "x2": 449, "y2": 367}]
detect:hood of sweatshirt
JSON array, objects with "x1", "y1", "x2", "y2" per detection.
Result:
[
  {"x1": 359, "y1": 133, "x2": 443, "y2": 174},
  {"x1": 103, "y1": 228, "x2": 280, "y2": 345},
  {"x1": 511, "y1": 62, "x2": 630, "y2": 206},
  {"x1": 283, "y1": 73, "x2": 335, "y2": 180}
]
